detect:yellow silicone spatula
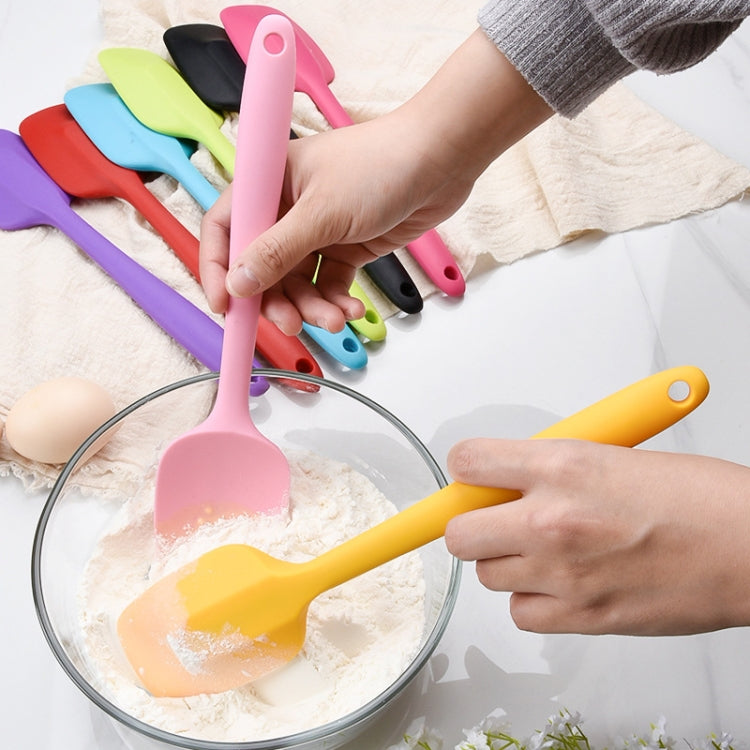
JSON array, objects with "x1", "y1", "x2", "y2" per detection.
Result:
[
  {"x1": 98, "y1": 47, "x2": 238, "y2": 176},
  {"x1": 118, "y1": 365, "x2": 709, "y2": 697}
]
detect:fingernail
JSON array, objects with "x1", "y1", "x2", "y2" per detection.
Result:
[{"x1": 226, "y1": 264, "x2": 260, "y2": 297}]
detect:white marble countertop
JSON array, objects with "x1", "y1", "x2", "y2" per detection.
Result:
[{"x1": 2, "y1": 2, "x2": 750, "y2": 748}]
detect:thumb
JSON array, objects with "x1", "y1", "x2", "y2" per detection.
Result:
[{"x1": 225, "y1": 202, "x2": 332, "y2": 298}]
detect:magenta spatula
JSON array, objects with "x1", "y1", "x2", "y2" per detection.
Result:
[
  {"x1": 221, "y1": 4, "x2": 466, "y2": 297},
  {"x1": 0, "y1": 129, "x2": 267, "y2": 395},
  {"x1": 152, "y1": 14, "x2": 295, "y2": 536}
]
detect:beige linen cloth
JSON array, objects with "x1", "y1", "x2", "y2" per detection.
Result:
[{"x1": 1, "y1": 0, "x2": 749, "y2": 499}]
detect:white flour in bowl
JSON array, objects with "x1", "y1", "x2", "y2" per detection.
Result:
[{"x1": 77, "y1": 450, "x2": 426, "y2": 742}]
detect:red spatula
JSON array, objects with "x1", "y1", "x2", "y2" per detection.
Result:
[
  {"x1": 20, "y1": 104, "x2": 202, "y2": 280},
  {"x1": 221, "y1": 4, "x2": 466, "y2": 298},
  {"x1": 151, "y1": 14, "x2": 295, "y2": 536}
]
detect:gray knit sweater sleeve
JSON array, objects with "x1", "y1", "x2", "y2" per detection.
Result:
[{"x1": 478, "y1": 0, "x2": 749, "y2": 117}]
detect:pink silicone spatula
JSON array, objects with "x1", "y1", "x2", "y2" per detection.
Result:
[
  {"x1": 152, "y1": 14, "x2": 295, "y2": 536},
  {"x1": 0, "y1": 129, "x2": 268, "y2": 396},
  {"x1": 221, "y1": 4, "x2": 466, "y2": 297}
]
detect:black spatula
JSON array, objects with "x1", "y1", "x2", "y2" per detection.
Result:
[
  {"x1": 164, "y1": 23, "x2": 246, "y2": 112},
  {"x1": 164, "y1": 22, "x2": 423, "y2": 314}
]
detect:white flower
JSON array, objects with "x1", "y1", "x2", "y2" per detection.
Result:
[
  {"x1": 612, "y1": 735, "x2": 637, "y2": 750},
  {"x1": 546, "y1": 711, "x2": 569, "y2": 735},
  {"x1": 564, "y1": 710, "x2": 584, "y2": 728},
  {"x1": 387, "y1": 717, "x2": 443, "y2": 750},
  {"x1": 644, "y1": 715, "x2": 677, "y2": 749},
  {"x1": 690, "y1": 732, "x2": 735, "y2": 750},
  {"x1": 711, "y1": 731, "x2": 735, "y2": 750},
  {"x1": 385, "y1": 709, "x2": 736, "y2": 750},
  {"x1": 456, "y1": 726, "x2": 492, "y2": 750},
  {"x1": 454, "y1": 716, "x2": 515, "y2": 750},
  {"x1": 531, "y1": 709, "x2": 587, "y2": 748}
]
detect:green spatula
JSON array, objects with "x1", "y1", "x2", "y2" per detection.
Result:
[{"x1": 98, "y1": 47, "x2": 237, "y2": 176}]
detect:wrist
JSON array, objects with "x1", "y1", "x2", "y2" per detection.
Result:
[{"x1": 399, "y1": 28, "x2": 553, "y2": 184}]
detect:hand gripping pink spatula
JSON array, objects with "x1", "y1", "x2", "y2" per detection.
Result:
[
  {"x1": 152, "y1": 14, "x2": 295, "y2": 537},
  {"x1": 221, "y1": 4, "x2": 466, "y2": 298}
]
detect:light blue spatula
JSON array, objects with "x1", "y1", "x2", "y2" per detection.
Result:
[{"x1": 64, "y1": 83, "x2": 220, "y2": 211}]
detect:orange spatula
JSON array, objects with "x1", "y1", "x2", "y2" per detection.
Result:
[
  {"x1": 118, "y1": 365, "x2": 709, "y2": 695},
  {"x1": 151, "y1": 14, "x2": 295, "y2": 537}
]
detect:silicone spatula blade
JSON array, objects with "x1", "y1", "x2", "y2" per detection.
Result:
[
  {"x1": 64, "y1": 82, "x2": 221, "y2": 212},
  {"x1": 98, "y1": 47, "x2": 237, "y2": 176},
  {"x1": 164, "y1": 24, "x2": 247, "y2": 112}
]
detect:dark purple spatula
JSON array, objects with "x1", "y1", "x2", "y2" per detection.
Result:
[{"x1": 0, "y1": 129, "x2": 267, "y2": 394}]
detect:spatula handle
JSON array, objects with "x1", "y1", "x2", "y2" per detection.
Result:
[
  {"x1": 305, "y1": 366, "x2": 710, "y2": 592},
  {"x1": 363, "y1": 254, "x2": 423, "y2": 315},
  {"x1": 212, "y1": 14, "x2": 296, "y2": 418},
  {"x1": 308, "y1": 81, "x2": 355, "y2": 129},
  {"x1": 301, "y1": 322, "x2": 368, "y2": 370},
  {"x1": 49, "y1": 207, "x2": 269, "y2": 394},
  {"x1": 166, "y1": 158, "x2": 222, "y2": 212},
  {"x1": 256, "y1": 316, "x2": 324, "y2": 386},
  {"x1": 348, "y1": 279, "x2": 387, "y2": 342},
  {"x1": 404, "y1": 229, "x2": 466, "y2": 297},
  {"x1": 125, "y1": 182, "x2": 203, "y2": 279}
]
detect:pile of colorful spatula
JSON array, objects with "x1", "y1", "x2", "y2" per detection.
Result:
[
  {"x1": 0, "y1": 6, "x2": 713, "y2": 701},
  {"x1": 0, "y1": 3, "x2": 468, "y2": 389}
]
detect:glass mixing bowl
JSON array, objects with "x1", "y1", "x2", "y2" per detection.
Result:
[{"x1": 32, "y1": 370, "x2": 461, "y2": 750}]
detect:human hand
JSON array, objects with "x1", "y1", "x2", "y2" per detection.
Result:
[
  {"x1": 444, "y1": 438, "x2": 750, "y2": 636},
  {"x1": 200, "y1": 115, "x2": 475, "y2": 334},
  {"x1": 199, "y1": 29, "x2": 551, "y2": 334}
]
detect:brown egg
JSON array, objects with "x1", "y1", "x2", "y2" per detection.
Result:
[{"x1": 5, "y1": 377, "x2": 117, "y2": 464}]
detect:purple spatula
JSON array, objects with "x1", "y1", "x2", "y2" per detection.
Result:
[
  {"x1": 222, "y1": 4, "x2": 466, "y2": 298},
  {"x1": 0, "y1": 129, "x2": 267, "y2": 395}
]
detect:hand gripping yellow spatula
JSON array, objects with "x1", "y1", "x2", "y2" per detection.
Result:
[{"x1": 118, "y1": 365, "x2": 709, "y2": 697}]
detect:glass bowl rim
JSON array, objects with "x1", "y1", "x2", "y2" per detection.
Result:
[{"x1": 31, "y1": 368, "x2": 462, "y2": 749}]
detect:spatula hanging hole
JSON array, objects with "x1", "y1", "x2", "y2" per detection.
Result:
[
  {"x1": 444, "y1": 265, "x2": 460, "y2": 281},
  {"x1": 342, "y1": 337, "x2": 360, "y2": 353},
  {"x1": 263, "y1": 32, "x2": 285, "y2": 54},
  {"x1": 668, "y1": 379, "x2": 691, "y2": 402},
  {"x1": 294, "y1": 358, "x2": 315, "y2": 374}
]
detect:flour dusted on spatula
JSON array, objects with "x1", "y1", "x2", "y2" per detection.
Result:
[{"x1": 77, "y1": 450, "x2": 426, "y2": 742}]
